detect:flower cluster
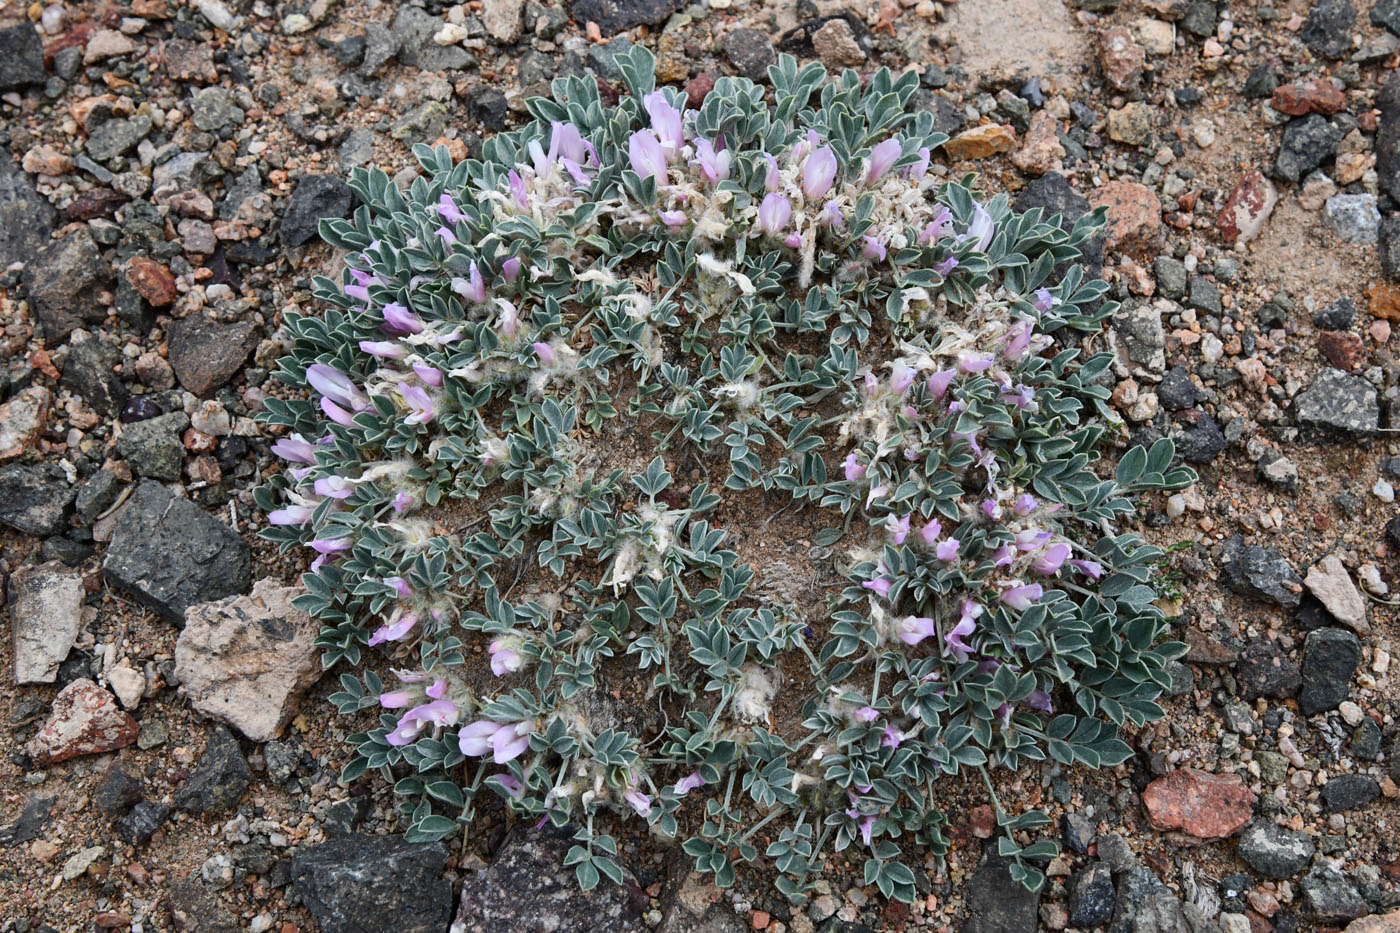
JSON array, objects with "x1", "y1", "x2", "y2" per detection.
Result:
[{"x1": 258, "y1": 49, "x2": 1194, "y2": 903}]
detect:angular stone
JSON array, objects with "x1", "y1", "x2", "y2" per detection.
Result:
[
  {"x1": 25, "y1": 679, "x2": 139, "y2": 765},
  {"x1": 391, "y1": 7, "x2": 472, "y2": 72},
  {"x1": 95, "y1": 761, "x2": 145, "y2": 816},
  {"x1": 114, "y1": 800, "x2": 169, "y2": 846},
  {"x1": 1236, "y1": 638, "x2": 1301, "y2": 700},
  {"x1": 721, "y1": 28, "x2": 776, "y2": 83},
  {"x1": 9, "y1": 561, "x2": 84, "y2": 684},
  {"x1": 1305, "y1": 555, "x2": 1369, "y2": 634},
  {"x1": 1294, "y1": 368, "x2": 1380, "y2": 435},
  {"x1": 1089, "y1": 180, "x2": 1162, "y2": 260},
  {"x1": 0, "y1": 386, "x2": 51, "y2": 461},
  {"x1": 0, "y1": 145, "x2": 57, "y2": 267},
  {"x1": 1277, "y1": 114, "x2": 1343, "y2": 183},
  {"x1": 0, "y1": 794, "x2": 54, "y2": 846},
  {"x1": 1010, "y1": 110, "x2": 1065, "y2": 176},
  {"x1": 1343, "y1": 910, "x2": 1400, "y2": 932},
  {"x1": 175, "y1": 580, "x2": 322, "y2": 742},
  {"x1": 1318, "y1": 331, "x2": 1366, "y2": 371},
  {"x1": 102, "y1": 481, "x2": 251, "y2": 624},
  {"x1": 1324, "y1": 194, "x2": 1381, "y2": 244},
  {"x1": 962, "y1": 851, "x2": 1041, "y2": 933},
  {"x1": 569, "y1": 0, "x2": 680, "y2": 36},
  {"x1": 811, "y1": 18, "x2": 867, "y2": 69},
  {"x1": 1221, "y1": 536, "x2": 1301, "y2": 607},
  {"x1": 656, "y1": 860, "x2": 746, "y2": 933},
  {"x1": 1099, "y1": 26, "x2": 1145, "y2": 91},
  {"x1": 280, "y1": 174, "x2": 353, "y2": 248},
  {"x1": 62, "y1": 340, "x2": 128, "y2": 418},
  {"x1": 1301, "y1": 0, "x2": 1355, "y2": 59},
  {"x1": 115, "y1": 410, "x2": 189, "y2": 481},
  {"x1": 166, "y1": 313, "x2": 256, "y2": 397},
  {"x1": 1107, "y1": 101, "x2": 1153, "y2": 146},
  {"x1": 0, "y1": 24, "x2": 46, "y2": 90},
  {"x1": 1321, "y1": 774, "x2": 1380, "y2": 812},
  {"x1": 23, "y1": 227, "x2": 109, "y2": 343},
  {"x1": 1302, "y1": 863, "x2": 1368, "y2": 922},
  {"x1": 1142, "y1": 767, "x2": 1255, "y2": 839},
  {"x1": 1238, "y1": 822, "x2": 1314, "y2": 879},
  {"x1": 0, "y1": 464, "x2": 76, "y2": 536},
  {"x1": 1272, "y1": 80, "x2": 1348, "y2": 116},
  {"x1": 1069, "y1": 863, "x2": 1115, "y2": 928},
  {"x1": 1300, "y1": 627, "x2": 1361, "y2": 715},
  {"x1": 943, "y1": 124, "x2": 1017, "y2": 160},
  {"x1": 86, "y1": 115, "x2": 152, "y2": 162},
  {"x1": 481, "y1": 0, "x2": 526, "y2": 43},
  {"x1": 174, "y1": 725, "x2": 251, "y2": 814},
  {"x1": 452, "y1": 822, "x2": 645, "y2": 933},
  {"x1": 1216, "y1": 170, "x2": 1277, "y2": 245},
  {"x1": 293, "y1": 835, "x2": 452, "y2": 933},
  {"x1": 125, "y1": 255, "x2": 178, "y2": 306}
]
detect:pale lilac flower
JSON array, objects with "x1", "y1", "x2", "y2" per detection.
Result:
[
  {"x1": 758, "y1": 192, "x2": 791, "y2": 236},
  {"x1": 862, "y1": 236, "x2": 887, "y2": 262},
  {"x1": 1013, "y1": 494, "x2": 1038, "y2": 516},
  {"x1": 386, "y1": 716, "x2": 427, "y2": 746},
  {"x1": 310, "y1": 537, "x2": 353, "y2": 555},
  {"x1": 307, "y1": 363, "x2": 368, "y2": 411},
  {"x1": 457, "y1": 720, "x2": 499, "y2": 757},
  {"x1": 881, "y1": 725, "x2": 904, "y2": 748},
  {"x1": 886, "y1": 513, "x2": 911, "y2": 544},
  {"x1": 906, "y1": 146, "x2": 931, "y2": 181},
  {"x1": 936, "y1": 538, "x2": 960, "y2": 562},
  {"x1": 1025, "y1": 689, "x2": 1053, "y2": 713},
  {"x1": 691, "y1": 138, "x2": 731, "y2": 183},
  {"x1": 674, "y1": 772, "x2": 705, "y2": 796},
  {"x1": 927, "y1": 369, "x2": 956, "y2": 399},
  {"x1": 502, "y1": 257, "x2": 522, "y2": 284},
  {"x1": 368, "y1": 611, "x2": 417, "y2": 646},
  {"x1": 861, "y1": 576, "x2": 892, "y2": 599},
  {"x1": 360, "y1": 340, "x2": 407, "y2": 358},
  {"x1": 1032, "y1": 287, "x2": 1056, "y2": 312},
  {"x1": 853, "y1": 706, "x2": 879, "y2": 723},
  {"x1": 382, "y1": 303, "x2": 424, "y2": 335},
  {"x1": 864, "y1": 483, "x2": 888, "y2": 509},
  {"x1": 919, "y1": 206, "x2": 952, "y2": 245},
  {"x1": 843, "y1": 452, "x2": 866, "y2": 482},
  {"x1": 1033, "y1": 542, "x2": 1071, "y2": 575},
  {"x1": 1015, "y1": 529, "x2": 1052, "y2": 551},
  {"x1": 896, "y1": 615, "x2": 935, "y2": 646},
  {"x1": 1000, "y1": 583, "x2": 1044, "y2": 612},
  {"x1": 314, "y1": 475, "x2": 355, "y2": 499},
  {"x1": 802, "y1": 147, "x2": 838, "y2": 199},
  {"x1": 268, "y1": 503, "x2": 315, "y2": 526},
  {"x1": 945, "y1": 601, "x2": 981, "y2": 658},
  {"x1": 820, "y1": 201, "x2": 843, "y2": 227},
  {"x1": 413, "y1": 363, "x2": 444, "y2": 387},
  {"x1": 643, "y1": 91, "x2": 684, "y2": 157},
  {"x1": 981, "y1": 499, "x2": 1003, "y2": 521},
  {"x1": 455, "y1": 260, "x2": 488, "y2": 304},
  {"x1": 783, "y1": 232, "x2": 803, "y2": 249},
  {"x1": 271, "y1": 434, "x2": 317, "y2": 464},
  {"x1": 508, "y1": 169, "x2": 527, "y2": 208},
  {"x1": 494, "y1": 774, "x2": 525, "y2": 799},
  {"x1": 1002, "y1": 384, "x2": 1035, "y2": 409},
  {"x1": 437, "y1": 194, "x2": 466, "y2": 224},
  {"x1": 957, "y1": 352, "x2": 994, "y2": 374},
  {"x1": 763, "y1": 152, "x2": 781, "y2": 191},
  {"x1": 993, "y1": 544, "x2": 1016, "y2": 568},
  {"x1": 496, "y1": 299, "x2": 520, "y2": 339},
  {"x1": 1004, "y1": 320, "x2": 1033, "y2": 360},
  {"x1": 398, "y1": 383, "x2": 435, "y2": 425},
  {"x1": 964, "y1": 202, "x2": 994, "y2": 252},
  {"x1": 435, "y1": 226, "x2": 457, "y2": 245},
  {"x1": 890, "y1": 362, "x2": 916, "y2": 394},
  {"x1": 918, "y1": 519, "x2": 942, "y2": 546},
  {"x1": 391, "y1": 490, "x2": 414, "y2": 513},
  {"x1": 379, "y1": 690, "x2": 413, "y2": 708},
  {"x1": 532, "y1": 341, "x2": 556, "y2": 365},
  {"x1": 384, "y1": 576, "x2": 413, "y2": 599},
  {"x1": 659, "y1": 209, "x2": 687, "y2": 227},
  {"x1": 864, "y1": 138, "x2": 902, "y2": 186},
  {"x1": 933, "y1": 256, "x2": 959, "y2": 276},
  {"x1": 623, "y1": 789, "x2": 652, "y2": 817},
  {"x1": 1069, "y1": 559, "x2": 1104, "y2": 579},
  {"x1": 345, "y1": 281, "x2": 369, "y2": 303},
  {"x1": 628, "y1": 130, "x2": 668, "y2": 183},
  {"x1": 857, "y1": 813, "x2": 876, "y2": 846},
  {"x1": 491, "y1": 722, "x2": 532, "y2": 763},
  {"x1": 489, "y1": 639, "x2": 523, "y2": 676}
]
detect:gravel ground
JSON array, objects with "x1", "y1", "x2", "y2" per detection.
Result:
[{"x1": 1, "y1": 0, "x2": 1399, "y2": 930}]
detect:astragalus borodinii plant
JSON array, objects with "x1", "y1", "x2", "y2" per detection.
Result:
[{"x1": 256, "y1": 48, "x2": 1195, "y2": 901}]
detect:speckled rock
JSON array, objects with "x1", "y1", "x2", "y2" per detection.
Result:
[
  {"x1": 9, "y1": 561, "x2": 84, "y2": 684},
  {"x1": 293, "y1": 835, "x2": 452, "y2": 933},
  {"x1": 1142, "y1": 768, "x2": 1255, "y2": 839},
  {"x1": 174, "y1": 725, "x2": 251, "y2": 814},
  {"x1": 1294, "y1": 368, "x2": 1380, "y2": 436},
  {"x1": 25, "y1": 679, "x2": 139, "y2": 765}
]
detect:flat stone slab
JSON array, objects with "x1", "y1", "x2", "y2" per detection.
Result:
[
  {"x1": 291, "y1": 834, "x2": 452, "y2": 933},
  {"x1": 9, "y1": 561, "x2": 84, "y2": 684}
]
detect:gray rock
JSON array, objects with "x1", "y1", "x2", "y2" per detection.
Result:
[
  {"x1": 75, "y1": 469, "x2": 122, "y2": 523},
  {"x1": 95, "y1": 761, "x2": 144, "y2": 816},
  {"x1": 1321, "y1": 774, "x2": 1379, "y2": 812},
  {"x1": 1314, "y1": 296, "x2": 1355, "y2": 330},
  {"x1": 116, "y1": 410, "x2": 189, "y2": 481},
  {"x1": 1186, "y1": 275, "x2": 1221, "y2": 315},
  {"x1": 167, "y1": 314, "x2": 256, "y2": 396},
  {"x1": 292, "y1": 835, "x2": 452, "y2": 933},
  {"x1": 8, "y1": 561, "x2": 84, "y2": 684},
  {"x1": 0, "y1": 464, "x2": 76, "y2": 536},
  {"x1": 101, "y1": 481, "x2": 251, "y2": 624},
  {"x1": 1380, "y1": 215, "x2": 1400, "y2": 281},
  {"x1": 281, "y1": 174, "x2": 353, "y2": 248},
  {"x1": 1293, "y1": 624, "x2": 1360, "y2": 711},
  {"x1": 1169, "y1": 409, "x2": 1225, "y2": 465},
  {"x1": 1221, "y1": 536, "x2": 1301, "y2": 608},
  {"x1": 190, "y1": 86, "x2": 244, "y2": 131},
  {"x1": 61, "y1": 339, "x2": 128, "y2": 417},
  {"x1": 340, "y1": 128, "x2": 375, "y2": 170},
  {"x1": 1013, "y1": 171, "x2": 1103, "y2": 279},
  {"x1": 962, "y1": 852, "x2": 1041, "y2": 933},
  {"x1": 1062, "y1": 812, "x2": 1096, "y2": 854},
  {"x1": 169, "y1": 877, "x2": 240, "y2": 932},
  {"x1": 1235, "y1": 638, "x2": 1301, "y2": 700},
  {"x1": 1300, "y1": 863, "x2": 1367, "y2": 922},
  {"x1": 152, "y1": 151, "x2": 209, "y2": 200},
  {"x1": 1108, "y1": 867, "x2": 1166, "y2": 933},
  {"x1": 452, "y1": 822, "x2": 645, "y2": 932},
  {"x1": 1323, "y1": 194, "x2": 1380, "y2": 244},
  {"x1": 1096, "y1": 832, "x2": 1137, "y2": 874},
  {"x1": 1238, "y1": 822, "x2": 1315, "y2": 879},
  {"x1": 1157, "y1": 366, "x2": 1200, "y2": 411},
  {"x1": 518, "y1": 49, "x2": 555, "y2": 86},
  {"x1": 1276, "y1": 114, "x2": 1342, "y2": 183},
  {"x1": 1153, "y1": 256, "x2": 1187, "y2": 299},
  {"x1": 721, "y1": 28, "x2": 777, "y2": 82},
  {"x1": 86, "y1": 115, "x2": 152, "y2": 162},
  {"x1": 1349, "y1": 719, "x2": 1383, "y2": 760},
  {"x1": 1377, "y1": 74, "x2": 1400, "y2": 204},
  {"x1": 1070, "y1": 863, "x2": 1116, "y2": 928},
  {"x1": 0, "y1": 24, "x2": 45, "y2": 90},
  {"x1": 1294, "y1": 368, "x2": 1380, "y2": 435},
  {"x1": 1301, "y1": 0, "x2": 1355, "y2": 58},
  {"x1": 1244, "y1": 63, "x2": 1278, "y2": 99},
  {"x1": 174, "y1": 725, "x2": 251, "y2": 814},
  {"x1": 1113, "y1": 303, "x2": 1166, "y2": 377},
  {"x1": 569, "y1": 0, "x2": 680, "y2": 35},
  {"x1": 360, "y1": 23, "x2": 400, "y2": 76},
  {"x1": 23, "y1": 227, "x2": 110, "y2": 343},
  {"x1": 1375, "y1": 0, "x2": 1400, "y2": 34},
  {"x1": 321, "y1": 798, "x2": 369, "y2": 838},
  {"x1": 0, "y1": 794, "x2": 54, "y2": 847},
  {"x1": 392, "y1": 8, "x2": 473, "y2": 71},
  {"x1": 0, "y1": 146, "x2": 57, "y2": 267},
  {"x1": 115, "y1": 800, "x2": 169, "y2": 846}
]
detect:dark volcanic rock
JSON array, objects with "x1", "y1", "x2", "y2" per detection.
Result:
[
  {"x1": 23, "y1": 228, "x2": 110, "y2": 344},
  {"x1": 1299, "y1": 627, "x2": 1360, "y2": 715},
  {"x1": 963, "y1": 852, "x2": 1041, "y2": 933},
  {"x1": 1381, "y1": 216, "x2": 1400, "y2": 281},
  {"x1": 174, "y1": 726, "x2": 251, "y2": 815},
  {"x1": 0, "y1": 146, "x2": 56, "y2": 267},
  {"x1": 1221, "y1": 536, "x2": 1301, "y2": 608},
  {"x1": 62, "y1": 340, "x2": 129, "y2": 417},
  {"x1": 1375, "y1": 73, "x2": 1400, "y2": 204},
  {"x1": 291, "y1": 835, "x2": 452, "y2": 933},
  {"x1": 114, "y1": 800, "x2": 169, "y2": 846},
  {"x1": 95, "y1": 762, "x2": 144, "y2": 817},
  {"x1": 0, "y1": 794, "x2": 54, "y2": 847},
  {"x1": 1013, "y1": 171, "x2": 1103, "y2": 280},
  {"x1": 1236, "y1": 638, "x2": 1301, "y2": 699},
  {"x1": 1157, "y1": 366, "x2": 1200, "y2": 410},
  {"x1": 0, "y1": 465, "x2": 76, "y2": 536},
  {"x1": 281, "y1": 174, "x2": 353, "y2": 248},
  {"x1": 1300, "y1": 864, "x2": 1367, "y2": 922},
  {"x1": 1170, "y1": 409, "x2": 1226, "y2": 464},
  {"x1": 115, "y1": 411, "x2": 189, "y2": 481},
  {"x1": 570, "y1": 0, "x2": 681, "y2": 35},
  {"x1": 1375, "y1": 0, "x2": 1400, "y2": 34},
  {"x1": 101, "y1": 481, "x2": 251, "y2": 623},
  {"x1": 1300, "y1": 0, "x2": 1355, "y2": 58},
  {"x1": 1321, "y1": 774, "x2": 1379, "y2": 812},
  {"x1": 1062, "y1": 812, "x2": 1096, "y2": 854},
  {"x1": 1276, "y1": 114, "x2": 1343, "y2": 183},
  {"x1": 0, "y1": 24, "x2": 46, "y2": 90},
  {"x1": 452, "y1": 822, "x2": 646, "y2": 932},
  {"x1": 1294, "y1": 368, "x2": 1380, "y2": 435},
  {"x1": 1069, "y1": 863, "x2": 1115, "y2": 928},
  {"x1": 721, "y1": 28, "x2": 777, "y2": 82},
  {"x1": 167, "y1": 314, "x2": 256, "y2": 396}
]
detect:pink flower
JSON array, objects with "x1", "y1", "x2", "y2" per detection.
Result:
[
  {"x1": 945, "y1": 600, "x2": 981, "y2": 658},
  {"x1": 802, "y1": 147, "x2": 838, "y2": 199},
  {"x1": 437, "y1": 194, "x2": 466, "y2": 224},
  {"x1": 379, "y1": 690, "x2": 413, "y2": 708},
  {"x1": 413, "y1": 363, "x2": 444, "y2": 387},
  {"x1": 674, "y1": 772, "x2": 705, "y2": 796},
  {"x1": 935, "y1": 538, "x2": 960, "y2": 562},
  {"x1": 1033, "y1": 542, "x2": 1071, "y2": 575},
  {"x1": 691, "y1": 138, "x2": 731, "y2": 183},
  {"x1": 933, "y1": 256, "x2": 959, "y2": 276},
  {"x1": 360, "y1": 340, "x2": 406, "y2": 358},
  {"x1": 1004, "y1": 320, "x2": 1033, "y2": 360},
  {"x1": 310, "y1": 537, "x2": 353, "y2": 555},
  {"x1": 927, "y1": 369, "x2": 956, "y2": 399},
  {"x1": 494, "y1": 774, "x2": 525, "y2": 799},
  {"x1": 307, "y1": 363, "x2": 367, "y2": 411},
  {"x1": 1069, "y1": 559, "x2": 1104, "y2": 579},
  {"x1": 919, "y1": 206, "x2": 951, "y2": 245},
  {"x1": 271, "y1": 434, "x2": 317, "y2": 464},
  {"x1": 896, "y1": 615, "x2": 935, "y2": 646},
  {"x1": 918, "y1": 520, "x2": 942, "y2": 546},
  {"x1": 758, "y1": 192, "x2": 791, "y2": 236},
  {"x1": 957, "y1": 352, "x2": 994, "y2": 374},
  {"x1": 861, "y1": 577, "x2": 892, "y2": 599},
  {"x1": 435, "y1": 226, "x2": 457, "y2": 245},
  {"x1": 853, "y1": 706, "x2": 879, "y2": 723},
  {"x1": 763, "y1": 152, "x2": 781, "y2": 191},
  {"x1": 887, "y1": 514, "x2": 911, "y2": 545},
  {"x1": 532, "y1": 341, "x2": 556, "y2": 365},
  {"x1": 861, "y1": 236, "x2": 886, "y2": 262},
  {"x1": 964, "y1": 202, "x2": 994, "y2": 252},
  {"x1": 398, "y1": 383, "x2": 435, "y2": 425},
  {"x1": 489, "y1": 639, "x2": 523, "y2": 676},
  {"x1": 643, "y1": 91, "x2": 683, "y2": 157},
  {"x1": 623, "y1": 789, "x2": 652, "y2": 817},
  {"x1": 783, "y1": 232, "x2": 803, "y2": 249},
  {"x1": 491, "y1": 722, "x2": 532, "y2": 763},
  {"x1": 268, "y1": 504, "x2": 315, "y2": 526},
  {"x1": 457, "y1": 720, "x2": 500, "y2": 757},
  {"x1": 1032, "y1": 287, "x2": 1056, "y2": 312},
  {"x1": 864, "y1": 138, "x2": 902, "y2": 186},
  {"x1": 368, "y1": 612, "x2": 418, "y2": 646},
  {"x1": 659, "y1": 209, "x2": 687, "y2": 227},
  {"x1": 313, "y1": 476, "x2": 355, "y2": 499},
  {"x1": 385, "y1": 576, "x2": 412, "y2": 598},
  {"x1": 981, "y1": 499, "x2": 1003, "y2": 521},
  {"x1": 1013, "y1": 494, "x2": 1038, "y2": 516},
  {"x1": 628, "y1": 130, "x2": 668, "y2": 183},
  {"x1": 457, "y1": 260, "x2": 488, "y2": 304},
  {"x1": 427, "y1": 679, "x2": 447, "y2": 699},
  {"x1": 508, "y1": 169, "x2": 527, "y2": 208},
  {"x1": 1015, "y1": 529, "x2": 1051, "y2": 551},
  {"x1": 843, "y1": 452, "x2": 866, "y2": 482},
  {"x1": 1000, "y1": 583, "x2": 1044, "y2": 612},
  {"x1": 502, "y1": 257, "x2": 522, "y2": 284},
  {"x1": 881, "y1": 725, "x2": 904, "y2": 748},
  {"x1": 906, "y1": 146, "x2": 930, "y2": 182},
  {"x1": 993, "y1": 544, "x2": 1016, "y2": 568}
]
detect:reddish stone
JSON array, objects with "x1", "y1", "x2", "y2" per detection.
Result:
[
  {"x1": 685, "y1": 72, "x2": 716, "y2": 109},
  {"x1": 594, "y1": 76, "x2": 619, "y2": 108},
  {"x1": 1089, "y1": 180, "x2": 1163, "y2": 260},
  {"x1": 1367, "y1": 282, "x2": 1400, "y2": 322},
  {"x1": 1343, "y1": 909, "x2": 1400, "y2": 932},
  {"x1": 1271, "y1": 80, "x2": 1347, "y2": 116},
  {"x1": 95, "y1": 913, "x2": 132, "y2": 929},
  {"x1": 1099, "y1": 26, "x2": 1145, "y2": 92},
  {"x1": 0, "y1": 387, "x2": 51, "y2": 461},
  {"x1": 1216, "y1": 170, "x2": 1278, "y2": 245},
  {"x1": 25, "y1": 679, "x2": 139, "y2": 765},
  {"x1": 125, "y1": 256, "x2": 177, "y2": 307},
  {"x1": 1142, "y1": 767, "x2": 1255, "y2": 839},
  {"x1": 969, "y1": 804, "x2": 996, "y2": 838},
  {"x1": 65, "y1": 187, "x2": 129, "y2": 220},
  {"x1": 944, "y1": 124, "x2": 1017, "y2": 160},
  {"x1": 1318, "y1": 331, "x2": 1366, "y2": 371}
]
